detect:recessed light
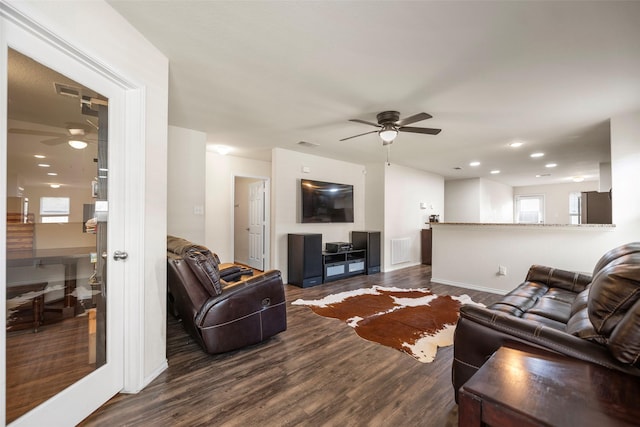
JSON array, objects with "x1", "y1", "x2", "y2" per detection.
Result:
[
  {"x1": 469, "y1": 161, "x2": 480, "y2": 167},
  {"x1": 47, "y1": 172, "x2": 58, "y2": 176},
  {"x1": 509, "y1": 141, "x2": 524, "y2": 148},
  {"x1": 34, "y1": 154, "x2": 46, "y2": 159},
  {"x1": 545, "y1": 163, "x2": 557, "y2": 168},
  {"x1": 50, "y1": 184, "x2": 61, "y2": 188},
  {"x1": 38, "y1": 163, "x2": 50, "y2": 168},
  {"x1": 490, "y1": 170, "x2": 500, "y2": 174},
  {"x1": 530, "y1": 152, "x2": 544, "y2": 158},
  {"x1": 209, "y1": 144, "x2": 232, "y2": 155}
]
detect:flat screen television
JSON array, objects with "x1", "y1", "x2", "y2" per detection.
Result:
[{"x1": 301, "y1": 179, "x2": 354, "y2": 223}]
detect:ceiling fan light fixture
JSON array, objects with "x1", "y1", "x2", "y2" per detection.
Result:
[
  {"x1": 379, "y1": 125, "x2": 398, "y2": 143},
  {"x1": 68, "y1": 140, "x2": 88, "y2": 149}
]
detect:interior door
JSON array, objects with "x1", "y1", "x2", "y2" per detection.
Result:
[
  {"x1": 2, "y1": 17, "x2": 125, "y2": 427},
  {"x1": 247, "y1": 180, "x2": 265, "y2": 270}
]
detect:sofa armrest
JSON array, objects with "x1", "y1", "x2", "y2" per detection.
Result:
[
  {"x1": 525, "y1": 264, "x2": 591, "y2": 293},
  {"x1": 195, "y1": 270, "x2": 285, "y2": 328}
]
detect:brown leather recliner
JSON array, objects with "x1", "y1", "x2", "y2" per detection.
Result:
[
  {"x1": 166, "y1": 236, "x2": 286, "y2": 354},
  {"x1": 452, "y1": 242, "x2": 640, "y2": 401}
]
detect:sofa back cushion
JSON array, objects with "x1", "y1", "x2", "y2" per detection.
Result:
[
  {"x1": 184, "y1": 249, "x2": 222, "y2": 296},
  {"x1": 588, "y1": 242, "x2": 640, "y2": 365}
]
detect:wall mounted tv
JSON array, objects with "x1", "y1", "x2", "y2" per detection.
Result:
[{"x1": 300, "y1": 179, "x2": 354, "y2": 223}]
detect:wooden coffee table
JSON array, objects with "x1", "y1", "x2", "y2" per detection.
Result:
[{"x1": 458, "y1": 345, "x2": 640, "y2": 426}]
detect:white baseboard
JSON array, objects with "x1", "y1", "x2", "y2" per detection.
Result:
[{"x1": 431, "y1": 277, "x2": 507, "y2": 295}]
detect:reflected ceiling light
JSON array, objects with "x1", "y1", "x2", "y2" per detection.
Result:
[
  {"x1": 378, "y1": 124, "x2": 398, "y2": 144},
  {"x1": 545, "y1": 163, "x2": 557, "y2": 168},
  {"x1": 509, "y1": 141, "x2": 524, "y2": 148},
  {"x1": 469, "y1": 161, "x2": 481, "y2": 167},
  {"x1": 68, "y1": 128, "x2": 85, "y2": 136},
  {"x1": 490, "y1": 170, "x2": 501, "y2": 174},
  {"x1": 38, "y1": 163, "x2": 50, "y2": 168},
  {"x1": 50, "y1": 184, "x2": 61, "y2": 188},
  {"x1": 68, "y1": 140, "x2": 88, "y2": 149},
  {"x1": 34, "y1": 154, "x2": 46, "y2": 159},
  {"x1": 530, "y1": 152, "x2": 544, "y2": 158},
  {"x1": 572, "y1": 177, "x2": 585, "y2": 182},
  {"x1": 47, "y1": 172, "x2": 58, "y2": 176}
]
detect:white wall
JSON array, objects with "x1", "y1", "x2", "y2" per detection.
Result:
[
  {"x1": 205, "y1": 152, "x2": 271, "y2": 264},
  {"x1": 514, "y1": 181, "x2": 598, "y2": 224},
  {"x1": 433, "y1": 110, "x2": 640, "y2": 294},
  {"x1": 445, "y1": 179, "x2": 480, "y2": 222},
  {"x1": 272, "y1": 148, "x2": 366, "y2": 282},
  {"x1": 383, "y1": 164, "x2": 444, "y2": 271},
  {"x1": 6, "y1": 0, "x2": 169, "y2": 392},
  {"x1": 365, "y1": 162, "x2": 385, "y2": 233},
  {"x1": 167, "y1": 126, "x2": 206, "y2": 242},
  {"x1": 445, "y1": 178, "x2": 513, "y2": 223},
  {"x1": 479, "y1": 179, "x2": 513, "y2": 223}
]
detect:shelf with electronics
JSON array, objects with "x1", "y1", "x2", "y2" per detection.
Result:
[{"x1": 322, "y1": 249, "x2": 367, "y2": 282}]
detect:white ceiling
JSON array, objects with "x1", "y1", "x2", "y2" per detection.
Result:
[{"x1": 107, "y1": 1, "x2": 640, "y2": 187}]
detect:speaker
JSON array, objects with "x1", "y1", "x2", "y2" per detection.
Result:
[
  {"x1": 288, "y1": 233, "x2": 323, "y2": 287},
  {"x1": 351, "y1": 231, "x2": 381, "y2": 274}
]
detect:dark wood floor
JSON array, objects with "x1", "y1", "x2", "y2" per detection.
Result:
[{"x1": 81, "y1": 265, "x2": 501, "y2": 426}]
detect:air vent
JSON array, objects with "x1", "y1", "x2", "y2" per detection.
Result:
[
  {"x1": 54, "y1": 82, "x2": 81, "y2": 98},
  {"x1": 297, "y1": 141, "x2": 319, "y2": 148}
]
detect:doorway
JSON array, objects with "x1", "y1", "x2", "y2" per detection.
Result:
[
  {"x1": 1, "y1": 7, "x2": 139, "y2": 426},
  {"x1": 233, "y1": 176, "x2": 270, "y2": 271}
]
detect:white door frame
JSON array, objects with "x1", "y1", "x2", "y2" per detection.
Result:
[
  {"x1": 1, "y1": 3, "x2": 146, "y2": 425},
  {"x1": 232, "y1": 175, "x2": 270, "y2": 270}
]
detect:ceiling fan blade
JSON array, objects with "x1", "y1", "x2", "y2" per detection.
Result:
[
  {"x1": 8, "y1": 128, "x2": 65, "y2": 138},
  {"x1": 339, "y1": 130, "x2": 378, "y2": 141},
  {"x1": 396, "y1": 112, "x2": 432, "y2": 127},
  {"x1": 349, "y1": 119, "x2": 381, "y2": 128},
  {"x1": 41, "y1": 137, "x2": 67, "y2": 146},
  {"x1": 398, "y1": 126, "x2": 442, "y2": 135}
]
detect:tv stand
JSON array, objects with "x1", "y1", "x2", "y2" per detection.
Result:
[{"x1": 322, "y1": 249, "x2": 366, "y2": 282}]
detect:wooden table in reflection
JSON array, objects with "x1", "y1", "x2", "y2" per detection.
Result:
[
  {"x1": 7, "y1": 247, "x2": 95, "y2": 318},
  {"x1": 458, "y1": 346, "x2": 640, "y2": 426}
]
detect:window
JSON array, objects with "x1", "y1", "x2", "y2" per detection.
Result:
[
  {"x1": 515, "y1": 195, "x2": 544, "y2": 224},
  {"x1": 569, "y1": 192, "x2": 581, "y2": 224},
  {"x1": 40, "y1": 197, "x2": 70, "y2": 223}
]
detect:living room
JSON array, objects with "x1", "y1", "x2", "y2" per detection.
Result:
[{"x1": 2, "y1": 1, "x2": 640, "y2": 425}]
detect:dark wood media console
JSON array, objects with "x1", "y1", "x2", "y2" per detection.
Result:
[
  {"x1": 322, "y1": 249, "x2": 366, "y2": 282},
  {"x1": 287, "y1": 231, "x2": 380, "y2": 287}
]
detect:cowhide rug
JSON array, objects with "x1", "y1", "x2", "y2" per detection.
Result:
[{"x1": 292, "y1": 285, "x2": 483, "y2": 363}]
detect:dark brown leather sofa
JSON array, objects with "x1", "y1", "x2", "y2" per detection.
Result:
[
  {"x1": 452, "y1": 242, "x2": 640, "y2": 401},
  {"x1": 166, "y1": 236, "x2": 287, "y2": 354}
]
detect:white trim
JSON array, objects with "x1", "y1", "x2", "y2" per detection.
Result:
[
  {"x1": 1, "y1": 2, "x2": 155, "y2": 423},
  {"x1": 0, "y1": 8, "x2": 9, "y2": 424},
  {"x1": 122, "y1": 86, "x2": 148, "y2": 393}
]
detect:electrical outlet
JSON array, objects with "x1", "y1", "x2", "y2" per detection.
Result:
[{"x1": 498, "y1": 265, "x2": 507, "y2": 276}]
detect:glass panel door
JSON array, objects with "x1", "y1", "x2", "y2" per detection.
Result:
[{"x1": 5, "y1": 48, "x2": 110, "y2": 424}]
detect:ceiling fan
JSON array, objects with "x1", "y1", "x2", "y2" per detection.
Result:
[
  {"x1": 8, "y1": 122, "x2": 97, "y2": 148},
  {"x1": 340, "y1": 111, "x2": 441, "y2": 145}
]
